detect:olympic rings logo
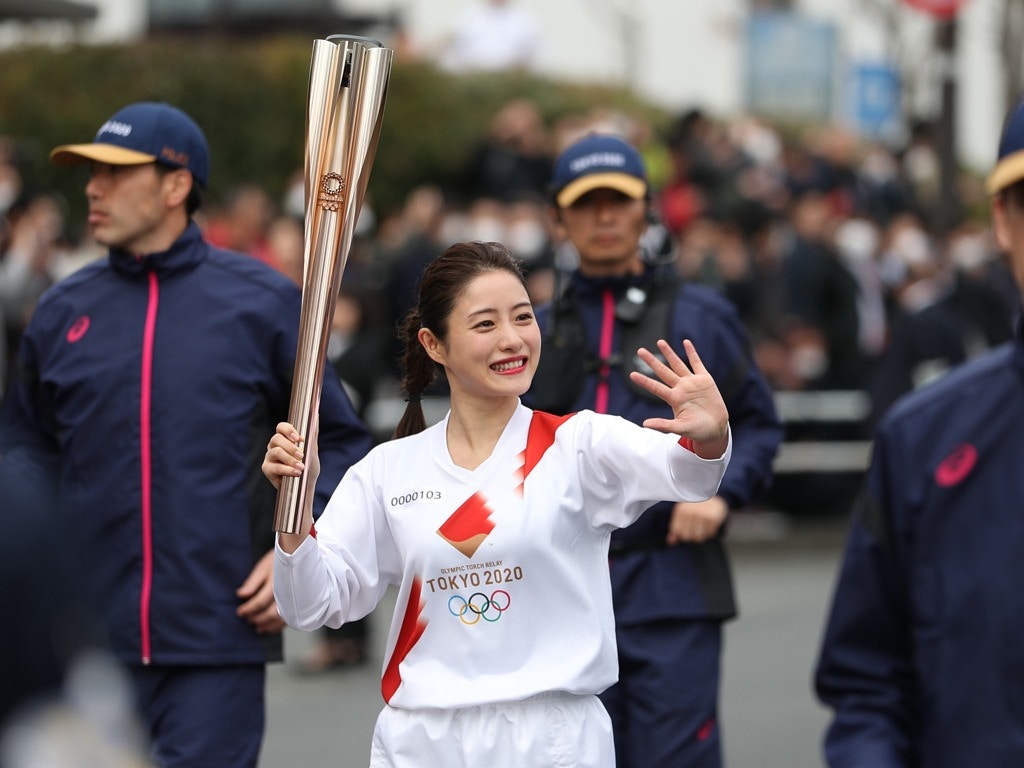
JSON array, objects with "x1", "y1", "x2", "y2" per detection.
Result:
[{"x1": 448, "y1": 590, "x2": 511, "y2": 624}]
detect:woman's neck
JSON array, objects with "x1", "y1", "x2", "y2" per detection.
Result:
[{"x1": 445, "y1": 395, "x2": 519, "y2": 471}]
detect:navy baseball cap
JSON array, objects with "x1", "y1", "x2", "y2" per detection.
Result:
[
  {"x1": 986, "y1": 96, "x2": 1024, "y2": 195},
  {"x1": 50, "y1": 102, "x2": 210, "y2": 188},
  {"x1": 552, "y1": 133, "x2": 648, "y2": 208}
]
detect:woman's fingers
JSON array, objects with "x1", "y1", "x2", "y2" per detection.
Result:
[
  {"x1": 636, "y1": 345, "x2": 677, "y2": 387},
  {"x1": 656, "y1": 338, "x2": 689, "y2": 375},
  {"x1": 262, "y1": 422, "x2": 306, "y2": 489},
  {"x1": 678, "y1": 339, "x2": 708, "y2": 374},
  {"x1": 637, "y1": 339, "x2": 701, "y2": 389}
]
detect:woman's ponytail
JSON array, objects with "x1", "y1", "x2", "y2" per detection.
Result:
[{"x1": 393, "y1": 309, "x2": 434, "y2": 439}]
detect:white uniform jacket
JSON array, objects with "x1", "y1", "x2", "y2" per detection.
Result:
[{"x1": 275, "y1": 404, "x2": 730, "y2": 709}]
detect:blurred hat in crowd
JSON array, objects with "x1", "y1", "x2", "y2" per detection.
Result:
[
  {"x1": 551, "y1": 133, "x2": 647, "y2": 208},
  {"x1": 50, "y1": 102, "x2": 210, "y2": 188},
  {"x1": 986, "y1": 96, "x2": 1024, "y2": 195}
]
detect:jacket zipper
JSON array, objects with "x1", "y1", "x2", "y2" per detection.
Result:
[
  {"x1": 595, "y1": 289, "x2": 616, "y2": 414},
  {"x1": 139, "y1": 270, "x2": 159, "y2": 664}
]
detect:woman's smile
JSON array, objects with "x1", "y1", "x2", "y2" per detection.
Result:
[{"x1": 491, "y1": 357, "x2": 528, "y2": 374}]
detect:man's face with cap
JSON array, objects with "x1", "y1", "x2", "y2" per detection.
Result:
[
  {"x1": 85, "y1": 162, "x2": 192, "y2": 255},
  {"x1": 987, "y1": 98, "x2": 1024, "y2": 293},
  {"x1": 993, "y1": 185, "x2": 1024, "y2": 292},
  {"x1": 556, "y1": 186, "x2": 648, "y2": 277}
]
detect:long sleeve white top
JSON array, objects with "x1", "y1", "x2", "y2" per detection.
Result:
[{"x1": 275, "y1": 404, "x2": 730, "y2": 709}]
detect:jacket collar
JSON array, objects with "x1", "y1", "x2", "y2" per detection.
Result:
[
  {"x1": 108, "y1": 221, "x2": 206, "y2": 278},
  {"x1": 570, "y1": 262, "x2": 656, "y2": 298}
]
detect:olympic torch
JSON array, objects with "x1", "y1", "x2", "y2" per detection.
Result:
[{"x1": 274, "y1": 35, "x2": 392, "y2": 534}]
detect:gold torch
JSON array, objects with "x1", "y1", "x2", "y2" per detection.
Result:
[{"x1": 274, "y1": 35, "x2": 393, "y2": 534}]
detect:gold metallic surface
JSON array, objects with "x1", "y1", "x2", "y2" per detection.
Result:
[{"x1": 274, "y1": 35, "x2": 392, "y2": 534}]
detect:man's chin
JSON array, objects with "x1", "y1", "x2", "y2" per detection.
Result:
[{"x1": 577, "y1": 253, "x2": 640, "y2": 276}]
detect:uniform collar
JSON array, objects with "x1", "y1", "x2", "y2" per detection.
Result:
[
  {"x1": 570, "y1": 263, "x2": 656, "y2": 297},
  {"x1": 108, "y1": 221, "x2": 206, "y2": 278}
]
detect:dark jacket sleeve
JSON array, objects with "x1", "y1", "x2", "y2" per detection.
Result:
[
  {"x1": 266, "y1": 279, "x2": 373, "y2": 521},
  {"x1": 814, "y1": 431, "x2": 918, "y2": 768},
  {"x1": 313, "y1": 365, "x2": 373, "y2": 517},
  {"x1": 0, "y1": 307, "x2": 59, "y2": 458}
]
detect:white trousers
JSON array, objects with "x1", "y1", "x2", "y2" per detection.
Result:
[{"x1": 369, "y1": 692, "x2": 614, "y2": 767}]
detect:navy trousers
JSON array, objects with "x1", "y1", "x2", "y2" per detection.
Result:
[
  {"x1": 600, "y1": 618, "x2": 723, "y2": 768},
  {"x1": 130, "y1": 663, "x2": 265, "y2": 768}
]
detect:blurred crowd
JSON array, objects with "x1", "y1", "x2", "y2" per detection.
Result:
[{"x1": 1, "y1": 98, "x2": 1019, "y2": 449}]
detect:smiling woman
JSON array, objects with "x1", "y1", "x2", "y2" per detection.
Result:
[
  {"x1": 410, "y1": 252, "x2": 540, "y2": 442},
  {"x1": 389, "y1": 241, "x2": 538, "y2": 440},
  {"x1": 262, "y1": 239, "x2": 732, "y2": 768}
]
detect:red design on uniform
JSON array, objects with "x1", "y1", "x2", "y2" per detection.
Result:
[
  {"x1": 66, "y1": 315, "x2": 90, "y2": 343},
  {"x1": 935, "y1": 443, "x2": 978, "y2": 487},
  {"x1": 520, "y1": 411, "x2": 576, "y2": 482},
  {"x1": 382, "y1": 577, "x2": 428, "y2": 703},
  {"x1": 437, "y1": 492, "x2": 495, "y2": 557},
  {"x1": 696, "y1": 716, "x2": 716, "y2": 741}
]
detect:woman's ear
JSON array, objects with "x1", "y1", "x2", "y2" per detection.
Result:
[{"x1": 418, "y1": 327, "x2": 445, "y2": 366}]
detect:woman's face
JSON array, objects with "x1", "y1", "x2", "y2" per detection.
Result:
[{"x1": 419, "y1": 269, "x2": 540, "y2": 402}]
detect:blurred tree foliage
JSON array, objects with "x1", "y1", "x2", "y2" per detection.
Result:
[{"x1": 0, "y1": 36, "x2": 668, "y2": 240}]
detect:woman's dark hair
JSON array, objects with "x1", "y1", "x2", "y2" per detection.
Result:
[{"x1": 393, "y1": 240, "x2": 527, "y2": 439}]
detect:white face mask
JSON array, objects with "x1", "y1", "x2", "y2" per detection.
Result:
[
  {"x1": 466, "y1": 215, "x2": 506, "y2": 244},
  {"x1": 790, "y1": 344, "x2": 828, "y2": 382},
  {"x1": 283, "y1": 180, "x2": 306, "y2": 220},
  {"x1": 949, "y1": 233, "x2": 991, "y2": 272},
  {"x1": 505, "y1": 219, "x2": 547, "y2": 262},
  {"x1": 890, "y1": 227, "x2": 933, "y2": 270},
  {"x1": 0, "y1": 178, "x2": 18, "y2": 214},
  {"x1": 834, "y1": 220, "x2": 878, "y2": 265}
]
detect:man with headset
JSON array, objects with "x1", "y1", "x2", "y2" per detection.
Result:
[{"x1": 527, "y1": 132, "x2": 783, "y2": 768}]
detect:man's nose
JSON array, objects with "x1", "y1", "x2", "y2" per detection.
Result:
[{"x1": 85, "y1": 171, "x2": 106, "y2": 199}]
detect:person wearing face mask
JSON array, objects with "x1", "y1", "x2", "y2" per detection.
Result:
[
  {"x1": 866, "y1": 215, "x2": 1016, "y2": 428},
  {"x1": 526, "y1": 132, "x2": 783, "y2": 768},
  {"x1": 0, "y1": 189, "x2": 69, "y2": 395}
]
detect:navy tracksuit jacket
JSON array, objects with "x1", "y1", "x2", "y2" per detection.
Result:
[
  {"x1": 816, "y1": 323, "x2": 1024, "y2": 767},
  {"x1": 0, "y1": 222, "x2": 371, "y2": 666}
]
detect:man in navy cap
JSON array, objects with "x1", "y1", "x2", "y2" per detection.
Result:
[
  {"x1": 526, "y1": 132, "x2": 783, "y2": 768},
  {"x1": 0, "y1": 102, "x2": 372, "y2": 767},
  {"x1": 814, "y1": 94, "x2": 1024, "y2": 767}
]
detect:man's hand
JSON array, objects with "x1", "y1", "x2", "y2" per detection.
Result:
[
  {"x1": 667, "y1": 496, "x2": 729, "y2": 545},
  {"x1": 236, "y1": 549, "x2": 286, "y2": 634}
]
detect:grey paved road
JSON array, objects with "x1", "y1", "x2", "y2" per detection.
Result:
[{"x1": 259, "y1": 513, "x2": 846, "y2": 768}]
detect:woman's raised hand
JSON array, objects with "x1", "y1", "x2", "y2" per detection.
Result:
[{"x1": 628, "y1": 339, "x2": 729, "y2": 457}]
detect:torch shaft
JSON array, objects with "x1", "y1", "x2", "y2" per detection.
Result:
[{"x1": 273, "y1": 37, "x2": 392, "y2": 534}]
